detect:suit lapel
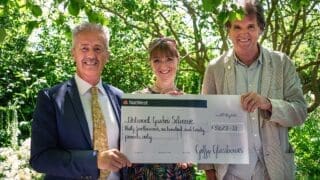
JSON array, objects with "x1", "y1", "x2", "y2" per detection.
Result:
[
  {"x1": 260, "y1": 48, "x2": 272, "y2": 98},
  {"x1": 67, "y1": 78, "x2": 92, "y2": 147},
  {"x1": 224, "y1": 51, "x2": 236, "y2": 94},
  {"x1": 259, "y1": 48, "x2": 273, "y2": 128}
]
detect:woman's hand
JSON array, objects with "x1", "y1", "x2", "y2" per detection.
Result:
[
  {"x1": 176, "y1": 162, "x2": 193, "y2": 169},
  {"x1": 166, "y1": 90, "x2": 184, "y2": 96}
]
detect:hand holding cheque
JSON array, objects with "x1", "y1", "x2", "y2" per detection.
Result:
[{"x1": 120, "y1": 94, "x2": 249, "y2": 164}]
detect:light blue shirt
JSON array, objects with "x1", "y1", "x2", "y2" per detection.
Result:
[{"x1": 228, "y1": 52, "x2": 264, "y2": 179}]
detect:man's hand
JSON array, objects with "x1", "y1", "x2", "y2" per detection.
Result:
[
  {"x1": 176, "y1": 162, "x2": 193, "y2": 169},
  {"x1": 241, "y1": 92, "x2": 272, "y2": 112},
  {"x1": 97, "y1": 149, "x2": 132, "y2": 172},
  {"x1": 205, "y1": 169, "x2": 217, "y2": 180},
  {"x1": 166, "y1": 90, "x2": 184, "y2": 95}
]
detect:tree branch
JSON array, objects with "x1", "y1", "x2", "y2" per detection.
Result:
[
  {"x1": 308, "y1": 62, "x2": 320, "y2": 112},
  {"x1": 297, "y1": 53, "x2": 320, "y2": 72},
  {"x1": 95, "y1": 0, "x2": 156, "y2": 36},
  {"x1": 159, "y1": 12, "x2": 180, "y2": 45},
  {"x1": 261, "y1": 0, "x2": 278, "y2": 45},
  {"x1": 182, "y1": 0, "x2": 206, "y2": 74}
]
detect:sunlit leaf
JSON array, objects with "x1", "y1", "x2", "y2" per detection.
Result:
[
  {"x1": 31, "y1": 5, "x2": 42, "y2": 17},
  {"x1": 26, "y1": 21, "x2": 38, "y2": 34},
  {"x1": 217, "y1": 10, "x2": 229, "y2": 25},
  {"x1": 202, "y1": 0, "x2": 213, "y2": 12},
  {"x1": 73, "y1": 0, "x2": 85, "y2": 7},
  {"x1": 203, "y1": 0, "x2": 223, "y2": 12},
  {"x1": 54, "y1": 0, "x2": 65, "y2": 4},
  {"x1": 0, "y1": 28, "x2": 6, "y2": 43},
  {"x1": 90, "y1": 12, "x2": 105, "y2": 24},
  {"x1": 0, "y1": 0, "x2": 9, "y2": 5},
  {"x1": 301, "y1": 0, "x2": 310, "y2": 6},
  {"x1": 85, "y1": 7, "x2": 93, "y2": 19},
  {"x1": 235, "y1": 11, "x2": 243, "y2": 21},
  {"x1": 230, "y1": 3, "x2": 238, "y2": 10},
  {"x1": 122, "y1": 0, "x2": 139, "y2": 15},
  {"x1": 64, "y1": 25, "x2": 72, "y2": 40},
  {"x1": 292, "y1": 0, "x2": 300, "y2": 11},
  {"x1": 55, "y1": 13, "x2": 65, "y2": 25},
  {"x1": 68, "y1": 1, "x2": 80, "y2": 16},
  {"x1": 229, "y1": 11, "x2": 240, "y2": 22},
  {"x1": 149, "y1": 0, "x2": 157, "y2": 9},
  {"x1": 0, "y1": 8, "x2": 4, "y2": 17}
]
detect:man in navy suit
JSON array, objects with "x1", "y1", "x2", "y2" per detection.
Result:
[{"x1": 30, "y1": 22, "x2": 131, "y2": 179}]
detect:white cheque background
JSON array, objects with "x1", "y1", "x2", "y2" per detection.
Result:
[{"x1": 120, "y1": 94, "x2": 249, "y2": 164}]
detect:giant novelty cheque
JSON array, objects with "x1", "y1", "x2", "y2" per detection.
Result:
[{"x1": 120, "y1": 94, "x2": 249, "y2": 164}]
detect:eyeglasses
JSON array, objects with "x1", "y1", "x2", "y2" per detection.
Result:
[{"x1": 148, "y1": 37, "x2": 177, "y2": 52}]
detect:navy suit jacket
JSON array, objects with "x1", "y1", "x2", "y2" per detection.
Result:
[{"x1": 30, "y1": 78, "x2": 123, "y2": 179}]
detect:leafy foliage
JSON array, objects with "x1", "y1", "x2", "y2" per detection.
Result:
[
  {"x1": 0, "y1": 0, "x2": 319, "y2": 177},
  {"x1": 290, "y1": 109, "x2": 320, "y2": 177},
  {"x1": 0, "y1": 138, "x2": 42, "y2": 179}
]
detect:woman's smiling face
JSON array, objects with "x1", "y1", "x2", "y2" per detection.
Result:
[{"x1": 150, "y1": 50, "x2": 179, "y2": 83}]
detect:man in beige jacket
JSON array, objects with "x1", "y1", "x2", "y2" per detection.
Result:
[{"x1": 200, "y1": 1, "x2": 307, "y2": 179}]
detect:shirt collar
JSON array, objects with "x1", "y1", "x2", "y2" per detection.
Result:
[
  {"x1": 74, "y1": 74, "x2": 106, "y2": 95},
  {"x1": 233, "y1": 45, "x2": 263, "y2": 66}
]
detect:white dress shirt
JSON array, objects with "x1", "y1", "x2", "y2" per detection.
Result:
[{"x1": 75, "y1": 74, "x2": 120, "y2": 180}]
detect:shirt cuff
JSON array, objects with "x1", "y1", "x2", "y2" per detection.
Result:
[{"x1": 261, "y1": 98, "x2": 272, "y2": 119}]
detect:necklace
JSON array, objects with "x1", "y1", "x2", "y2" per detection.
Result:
[{"x1": 151, "y1": 84, "x2": 178, "y2": 94}]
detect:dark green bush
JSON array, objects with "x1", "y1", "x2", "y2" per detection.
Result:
[{"x1": 290, "y1": 109, "x2": 320, "y2": 177}]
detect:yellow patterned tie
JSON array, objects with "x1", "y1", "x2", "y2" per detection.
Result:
[{"x1": 91, "y1": 87, "x2": 110, "y2": 179}]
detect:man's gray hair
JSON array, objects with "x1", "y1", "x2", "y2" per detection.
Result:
[{"x1": 72, "y1": 22, "x2": 109, "y2": 49}]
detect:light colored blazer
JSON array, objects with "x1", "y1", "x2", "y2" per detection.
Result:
[{"x1": 200, "y1": 46, "x2": 307, "y2": 180}]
